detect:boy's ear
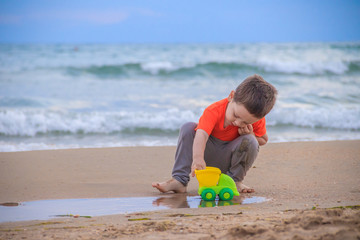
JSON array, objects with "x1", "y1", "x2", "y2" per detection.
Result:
[{"x1": 228, "y1": 90, "x2": 235, "y2": 101}]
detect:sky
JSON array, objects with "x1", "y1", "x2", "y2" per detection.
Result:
[{"x1": 0, "y1": 0, "x2": 359, "y2": 43}]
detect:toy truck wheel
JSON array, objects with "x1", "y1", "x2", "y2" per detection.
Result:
[
  {"x1": 201, "y1": 189, "x2": 216, "y2": 201},
  {"x1": 218, "y1": 201, "x2": 233, "y2": 206},
  {"x1": 219, "y1": 188, "x2": 234, "y2": 201}
]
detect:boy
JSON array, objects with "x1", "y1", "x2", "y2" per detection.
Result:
[{"x1": 152, "y1": 74, "x2": 277, "y2": 194}]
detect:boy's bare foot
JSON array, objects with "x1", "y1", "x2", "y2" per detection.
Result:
[
  {"x1": 235, "y1": 181, "x2": 255, "y2": 193},
  {"x1": 152, "y1": 178, "x2": 187, "y2": 193}
]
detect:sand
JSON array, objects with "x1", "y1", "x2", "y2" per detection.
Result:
[{"x1": 0, "y1": 140, "x2": 359, "y2": 239}]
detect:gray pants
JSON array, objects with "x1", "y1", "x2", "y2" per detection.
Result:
[{"x1": 172, "y1": 122, "x2": 259, "y2": 186}]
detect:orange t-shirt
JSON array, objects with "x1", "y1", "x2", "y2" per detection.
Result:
[{"x1": 195, "y1": 98, "x2": 266, "y2": 141}]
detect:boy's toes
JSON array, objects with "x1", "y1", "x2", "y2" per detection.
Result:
[
  {"x1": 244, "y1": 188, "x2": 255, "y2": 193},
  {"x1": 152, "y1": 182, "x2": 166, "y2": 193},
  {"x1": 236, "y1": 182, "x2": 255, "y2": 193}
]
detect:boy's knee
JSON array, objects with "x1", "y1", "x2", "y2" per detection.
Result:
[
  {"x1": 234, "y1": 134, "x2": 259, "y2": 156},
  {"x1": 179, "y1": 122, "x2": 197, "y2": 136},
  {"x1": 245, "y1": 134, "x2": 259, "y2": 152}
]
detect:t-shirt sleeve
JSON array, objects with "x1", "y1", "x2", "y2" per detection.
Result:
[
  {"x1": 195, "y1": 108, "x2": 218, "y2": 136},
  {"x1": 252, "y1": 117, "x2": 266, "y2": 137}
]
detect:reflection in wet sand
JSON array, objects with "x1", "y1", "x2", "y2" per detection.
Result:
[
  {"x1": 153, "y1": 194, "x2": 190, "y2": 208},
  {"x1": 152, "y1": 194, "x2": 266, "y2": 209},
  {"x1": 0, "y1": 195, "x2": 268, "y2": 222}
]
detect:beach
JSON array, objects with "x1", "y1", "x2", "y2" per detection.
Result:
[{"x1": 1, "y1": 140, "x2": 359, "y2": 239}]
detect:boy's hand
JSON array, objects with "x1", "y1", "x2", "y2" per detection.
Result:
[
  {"x1": 238, "y1": 124, "x2": 254, "y2": 136},
  {"x1": 191, "y1": 158, "x2": 206, "y2": 177}
]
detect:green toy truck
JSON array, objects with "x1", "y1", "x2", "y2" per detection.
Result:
[{"x1": 195, "y1": 167, "x2": 240, "y2": 201}]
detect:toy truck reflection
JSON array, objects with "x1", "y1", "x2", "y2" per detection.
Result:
[{"x1": 195, "y1": 167, "x2": 240, "y2": 201}]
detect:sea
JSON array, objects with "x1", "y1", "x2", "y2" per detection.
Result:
[{"x1": 0, "y1": 42, "x2": 359, "y2": 152}]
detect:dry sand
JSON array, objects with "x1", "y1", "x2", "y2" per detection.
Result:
[{"x1": 0, "y1": 140, "x2": 359, "y2": 239}]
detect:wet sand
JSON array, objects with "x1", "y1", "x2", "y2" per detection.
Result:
[{"x1": 0, "y1": 140, "x2": 359, "y2": 239}]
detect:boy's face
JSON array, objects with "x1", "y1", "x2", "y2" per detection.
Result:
[{"x1": 225, "y1": 91, "x2": 260, "y2": 128}]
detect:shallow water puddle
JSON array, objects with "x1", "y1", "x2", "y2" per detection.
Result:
[{"x1": 0, "y1": 195, "x2": 268, "y2": 222}]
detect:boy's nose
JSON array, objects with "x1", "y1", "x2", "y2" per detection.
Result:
[{"x1": 235, "y1": 120, "x2": 246, "y2": 127}]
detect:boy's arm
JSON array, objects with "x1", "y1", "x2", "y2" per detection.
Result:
[
  {"x1": 256, "y1": 133, "x2": 268, "y2": 146},
  {"x1": 191, "y1": 129, "x2": 209, "y2": 177},
  {"x1": 238, "y1": 124, "x2": 268, "y2": 146}
]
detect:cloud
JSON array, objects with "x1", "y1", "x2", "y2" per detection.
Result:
[
  {"x1": 29, "y1": 10, "x2": 129, "y2": 25},
  {"x1": 56, "y1": 8, "x2": 162, "y2": 24},
  {"x1": 0, "y1": 7, "x2": 162, "y2": 26},
  {"x1": 0, "y1": 10, "x2": 129, "y2": 26},
  {"x1": 134, "y1": 8, "x2": 162, "y2": 18},
  {"x1": 66, "y1": 11, "x2": 129, "y2": 25}
]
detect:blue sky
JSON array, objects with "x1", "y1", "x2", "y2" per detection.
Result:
[{"x1": 0, "y1": 0, "x2": 359, "y2": 43}]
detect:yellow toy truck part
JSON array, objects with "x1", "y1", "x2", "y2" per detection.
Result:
[{"x1": 195, "y1": 167, "x2": 240, "y2": 201}]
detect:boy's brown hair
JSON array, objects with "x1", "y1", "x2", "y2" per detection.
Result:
[{"x1": 234, "y1": 74, "x2": 277, "y2": 118}]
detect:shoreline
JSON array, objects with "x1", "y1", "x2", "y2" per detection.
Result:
[
  {"x1": 2, "y1": 138, "x2": 360, "y2": 154},
  {"x1": 1, "y1": 140, "x2": 359, "y2": 239}
]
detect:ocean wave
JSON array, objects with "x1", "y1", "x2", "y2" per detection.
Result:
[
  {"x1": 0, "y1": 138, "x2": 178, "y2": 152},
  {"x1": 1, "y1": 105, "x2": 359, "y2": 138},
  {"x1": 256, "y1": 59, "x2": 351, "y2": 75},
  {"x1": 348, "y1": 61, "x2": 360, "y2": 73},
  {"x1": 64, "y1": 60, "x2": 360, "y2": 79},
  {"x1": 267, "y1": 106, "x2": 360, "y2": 130},
  {"x1": 2, "y1": 42, "x2": 360, "y2": 77},
  {"x1": 330, "y1": 42, "x2": 360, "y2": 50},
  {"x1": 0, "y1": 109, "x2": 198, "y2": 137},
  {"x1": 0, "y1": 97, "x2": 44, "y2": 108},
  {"x1": 65, "y1": 62, "x2": 257, "y2": 78}
]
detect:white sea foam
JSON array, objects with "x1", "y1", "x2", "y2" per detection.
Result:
[
  {"x1": 0, "y1": 138, "x2": 178, "y2": 152},
  {"x1": 255, "y1": 58, "x2": 350, "y2": 75},
  {"x1": 0, "y1": 109, "x2": 199, "y2": 137},
  {"x1": 140, "y1": 61, "x2": 179, "y2": 74},
  {"x1": 0, "y1": 142, "x2": 76, "y2": 152},
  {"x1": 1, "y1": 105, "x2": 359, "y2": 138},
  {"x1": 267, "y1": 106, "x2": 360, "y2": 130},
  {"x1": 140, "y1": 59, "x2": 354, "y2": 75}
]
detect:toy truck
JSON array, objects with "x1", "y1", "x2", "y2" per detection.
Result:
[{"x1": 195, "y1": 167, "x2": 240, "y2": 201}]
